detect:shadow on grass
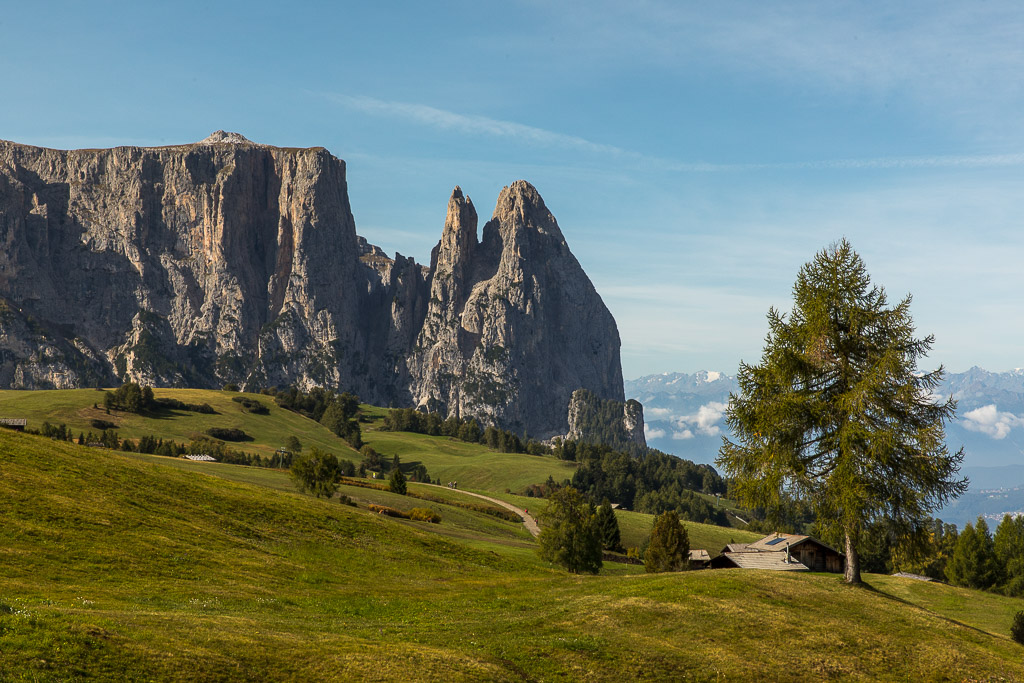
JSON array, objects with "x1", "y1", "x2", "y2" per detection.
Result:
[{"x1": 857, "y1": 577, "x2": 998, "y2": 639}]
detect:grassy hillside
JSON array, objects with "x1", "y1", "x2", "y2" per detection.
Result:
[
  {"x1": 0, "y1": 389, "x2": 577, "y2": 493},
  {"x1": 3, "y1": 430, "x2": 1024, "y2": 680},
  {"x1": 491, "y1": 491, "x2": 761, "y2": 555},
  {"x1": 359, "y1": 408, "x2": 577, "y2": 492},
  {"x1": 0, "y1": 387, "x2": 358, "y2": 459}
]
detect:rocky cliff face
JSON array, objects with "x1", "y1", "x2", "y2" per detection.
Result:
[
  {"x1": 409, "y1": 183, "x2": 624, "y2": 437},
  {"x1": 564, "y1": 388, "x2": 647, "y2": 449},
  {"x1": 0, "y1": 133, "x2": 627, "y2": 438}
]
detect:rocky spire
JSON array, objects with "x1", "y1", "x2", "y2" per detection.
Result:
[{"x1": 436, "y1": 186, "x2": 478, "y2": 297}]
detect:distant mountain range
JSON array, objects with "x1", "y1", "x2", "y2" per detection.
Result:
[{"x1": 626, "y1": 367, "x2": 1024, "y2": 527}]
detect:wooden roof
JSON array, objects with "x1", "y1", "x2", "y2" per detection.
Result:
[
  {"x1": 747, "y1": 533, "x2": 844, "y2": 556},
  {"x1": 0, "y1": 418, "x2": 27, "y2": 426},
  {"x1": 688, "y1": 549, "x2": 711, "y2": 562},
  {"x1": 723, "y1": 543, "x2": 751, "y2": 553},
  {"x1": 719, "y1": 550, "x2": 808, "y2": 571}
]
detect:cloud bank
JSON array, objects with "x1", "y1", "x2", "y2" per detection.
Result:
[{"x1": 961, "y1": 404, "x2": 1024, "y2": 439}]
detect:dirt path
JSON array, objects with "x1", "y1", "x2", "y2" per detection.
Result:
[{"x1": 424, "y1": 484, "x2": 539, "y2": 537}]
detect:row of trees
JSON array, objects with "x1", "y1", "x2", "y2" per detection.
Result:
[
  {"x1": 941, "y1": 515, "x2": 1024, "y2": 596},
  {"x1": 290, "y1": 447, "x2": 413, "y2": 498},
  {"x1": 569, "y1": 443, "x2": 728, "y2": 525},
  {"x1": 537, "y1": 487, "x2": 693, "y2": 575},
  {"x1": 274, "y1": 387, "x2": 363, "y2": 449},
  {"x1": 35, "y1": 422, "x2": 295, "y2": 468},
  {"x1": 381, "y1": 408, "x2": 550, "y2": 455}
]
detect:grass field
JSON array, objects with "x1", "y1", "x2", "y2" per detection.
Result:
[
  {"x1": 2, "y1": 428, "x2": 1024, "y2": 681},
  {"x1": 360, "y1": 420, "x2": 578, "y2": 493},
  {"x1": 0, "y1": 387, "x2": 360, "y2": 459},
  {"x1": 488, "y1": 491, "x2": 761, "y2": 555},
  {"x1": 0, "y1": 388, "x2": 578, "y2": 494}
]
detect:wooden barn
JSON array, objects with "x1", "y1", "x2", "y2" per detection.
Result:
[
  {"x1": 711, "y1": 533, "x2": 845, "y2": 573},
  {"x1": 0, "y1": 418, "x2": 27, "y2": 432},
  {"x1": 688, "y1": 549, "x2": 711, "y2": 569}
]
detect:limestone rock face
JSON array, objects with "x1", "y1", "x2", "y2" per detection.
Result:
[
  {"x1": 564, "y1": 388, "x2": 647, "y2": 449},
  {"x1": 0, "y1": 135, "x2": 623, "y2": 438},
  {"x1": 410, "y1": 182, "x2": 624, "y2": 437}
]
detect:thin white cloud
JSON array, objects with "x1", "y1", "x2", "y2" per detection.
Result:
[
  {"x1": 672, "y1": 429, "x2": 694, "y2": 440},
  {"x1": 326, "y1": 93, "x2": 1024, "y2": 174},
  {"x1": 962, "y1": 404, "x2": 1024, "y2": 440},
  {"x1": 325, "y1": 93, "x2": 626, "y2": 157}
]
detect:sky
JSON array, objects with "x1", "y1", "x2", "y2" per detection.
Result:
[{"x1": 4, "y1": 1, "x2": 1024, "y2": 379}]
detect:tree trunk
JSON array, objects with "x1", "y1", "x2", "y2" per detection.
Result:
[{"x1": 844, "y1": 531, "x2": 861, "y2": 584}]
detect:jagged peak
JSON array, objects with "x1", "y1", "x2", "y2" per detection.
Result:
[
  {"x1": 492, "y1": 180, "x2": 563, "y2": 241},
  {"x1": 199, "y1": 130, "x2": 253, "y2": 145},
  {"x1": 445, "y1": 187, "x2": 477, "y2": 234}
]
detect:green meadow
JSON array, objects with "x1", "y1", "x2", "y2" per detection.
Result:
[{"x1": 1, "y1": 390, "x2": 1024, "y2": 680}]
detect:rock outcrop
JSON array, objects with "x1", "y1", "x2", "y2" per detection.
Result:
[
  {"x1": 0, "y1": 133, "x2": 625, "y2": 438},
  {"x1": 563, "y1": 388, "x2": 647, "y2": 450}
]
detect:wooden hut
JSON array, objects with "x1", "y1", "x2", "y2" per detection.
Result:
[{"x1": 711, "y1": 533, "x2": 844, "y2": 573}]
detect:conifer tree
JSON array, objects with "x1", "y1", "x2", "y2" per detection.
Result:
[
  {"x1": 645, "y1": 510, "x2": 689, "y2": 573},
  {"x1": 994, "y1": 515, "x2": 1024, "y2": 596},
  {"x1": 537, "y1": 486, "x2": 602, "y2": 574},
  {"x1": 718, "y1": 240, "x2": 966, "y2": 584},
  {"x1": 389, "y1": 466, "x2": 407, "y2": 495},
  {"x1": 946, "y1": 517, "x2": 999, "y2": 590},
  {"x1": 596, "y1": 499, "x2": 622, "y2": 552},
  {"x1": 290, "y1": 447, "x2": 342, "y2": 499}
]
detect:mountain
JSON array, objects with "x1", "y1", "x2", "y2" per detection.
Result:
[
  {"x1": 627, "y1": 366, "x2": 1024, "y2": 527},
  {"x1": 0, "y1": 132, "x2": 624, "y2": 438}
]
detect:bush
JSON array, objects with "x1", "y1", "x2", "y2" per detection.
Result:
[
  {"x1": 90, "y1": 419, "x2": 117, "y2": 430},
  {"x1": 205, "y1": 427, "x2": 251, "y2": 442},
  {"x1": 222, "y1": 383, "x2": 239, "y2": 392},
  {"x1": 232, "y1": 396, "x2": 269, "y2": 414},
  {"x1": 408, "y1": 508, "x2": 442, "y2": 523},
  {"x1": 367, "y1": 504, "x2": 406, "y2": 518},
  {"x1": 1012, "y1": 611, "x2": 1024, "y2": 645}
]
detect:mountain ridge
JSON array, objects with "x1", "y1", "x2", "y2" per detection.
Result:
[{"x1": 0, "y1": 133, "x2": 624, "y2": 439}]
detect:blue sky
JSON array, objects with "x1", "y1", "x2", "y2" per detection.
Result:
[{"x1": 4, "y1": 1, "x2": 1024, "y2": 379}]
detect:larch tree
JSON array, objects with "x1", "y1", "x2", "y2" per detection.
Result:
[{"x1": 717, "y1": 240, "x2": 966, "y2": 584}]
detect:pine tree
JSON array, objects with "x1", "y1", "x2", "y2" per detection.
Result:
[
  {"x1": 718, "y1": 240, "x2": 966, "y2": 584},
  {"x1": 290, "y1": 447, "x2": 341, "y2": 499},
  {"x1": 645, "y1": 510, "x2": 689, "y2": 573},
  {"x1": 537, "y1": 486, "x2": 602, "y2": 574},
  {"x1": 994, "y1": 515, "x2": 1024, "y2": 596},
  {"x1": 946, "y1": 518, "x2": 999, "y2": 590},
  {"x1": 389, "y1": 466, "x2": 407, "y2": 495},
  {"x1": 595, "y1": 499, "x2": 622, "y2": 552}
]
